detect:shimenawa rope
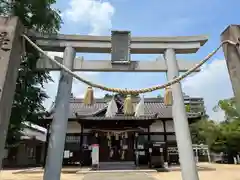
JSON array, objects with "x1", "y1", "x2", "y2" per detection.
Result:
[{"x1": 22, "y1": 34, "x2": 237, "y2": 94}]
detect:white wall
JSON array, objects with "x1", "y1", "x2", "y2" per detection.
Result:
[
  {"x1": 66, "y1": 120, "x2": 175, "y2": 134},
  {"x1": 67, "y1": 121, "x2": 81, "y2": 133},
  {"x1": 22, "y1": 127, "x2": 46, "y2": 142},
  {"x1": 149, "y1": 120, "x2": 175, "y2": 133},
  {"x1": 150, "y1": 121, "x2": 164, "y2": 132},
  {"x1": 165, "y1": 120, "x2": 175, "y2": 132}
]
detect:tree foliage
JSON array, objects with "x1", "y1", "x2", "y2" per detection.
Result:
[
  {"x1": 0, "y1": 0, "x2": 62, "y2": 146},
  {"x1": 213, "y1": 98, "x2": 239, "y2": 121},
  {"x1": 190, "y1": 97, "x2": 240, "y2": 159}
]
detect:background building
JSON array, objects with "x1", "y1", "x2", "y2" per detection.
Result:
[
  {"x1": 3, "y1": 123, "x2": 46, "y2": 168},
  {"x1": 183, "y1": 93, "x2": 206, "y2": 116}
]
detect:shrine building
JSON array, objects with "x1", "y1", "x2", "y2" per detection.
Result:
[{"x1": 40, "y1": 95, "x2": 203, "y2": 167}]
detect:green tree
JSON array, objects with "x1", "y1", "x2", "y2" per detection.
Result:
[
  {"x1": 185, "y1": 104, "x2": 191, "y2": 112},
  {"x1": 213, "y1": 98, "x2": 239, "y2": 121},
  {"x1": 215, "y1": 98, "x2": 240, "y2": 157},
  {"x1": 190, "y1": 119, "x2": 220, "y2": 146},
  {"x1": 0, "y1": 0, "x2": 62, "y2": 146},
  {"x1": 190, "y1": 97, "x2": 240, "y2": 162},
  {"x1": 212, "y1": 98, "x2": 240, "y2": 159},
  {"x1": 220, "y1": 120, "x2": 240, "y2": 152}
]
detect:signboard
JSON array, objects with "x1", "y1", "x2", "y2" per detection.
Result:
[
  {"x1": 91, "y1": 144, "x2": 99, "y2": 165},
  {"x1": 111, "y1": 31, "x2": 131, "y2": 63},
  {"x1": 64, "y1": 150, "x2": 70, "y2": 158}
]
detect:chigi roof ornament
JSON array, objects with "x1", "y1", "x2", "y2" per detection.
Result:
[
  {"x1": 135, "y1": 96, "x2": 145, "y2": 117},
  {"x1": 105, "y1": 97, "x2": 118, "y2": 117}
]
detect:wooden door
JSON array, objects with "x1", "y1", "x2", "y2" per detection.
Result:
[{"x1": 99, "y1": 132, "x2": 109, "y2": 162}]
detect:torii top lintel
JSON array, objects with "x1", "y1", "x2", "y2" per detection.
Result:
[{"x1": 27, "y1": 30, "x2": 208, "y2": 54}]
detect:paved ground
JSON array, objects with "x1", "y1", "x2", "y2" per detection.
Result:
[
  {"x1": 152, "y1": 163, "x2": 240, "y2": 180},
  {"x1": 1, "y1": 163, "x2": 240, "y2": 180},
  {"x1": 83, "y1": 172, "x2": 155, "y2": 180},
  {"x1": 0, "y1": 171, "x2": 85, "y2": 180}
]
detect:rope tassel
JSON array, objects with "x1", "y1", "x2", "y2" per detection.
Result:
[
  {"x1": 164, "y1": 87, "x2": 173, "y2": 106},
  {"x1": 84, "y1": 87, "x2": 94, "y2": 105},
  {"x1": 124, "y1": 95, "x2": 134, "y2": 115}
]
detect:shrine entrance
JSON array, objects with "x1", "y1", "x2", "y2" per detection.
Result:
[
  {"x1": 97, "y1": 131, "x2": 135, "y2": 162},
  {"x1": 80, "y1": 118, "x2": 154, "y2": 164}
]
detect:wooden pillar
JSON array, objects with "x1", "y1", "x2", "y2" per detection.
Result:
[
  {"x1": 135, "y1": 132, "x2": 139, "y2": 166},
  {"x1": 163, "y1": 120, "x2": 168, "y2": 164},
  {"x1": 79, "y1": 123, "x2": 83, "y2": 165},
  {"x1": 0, "y1": 17, "x2": 24, "y2": 169},
  {"x1": 221, "y1": 25, "x2": 240, "y2": 114},
  {"x1": 195, "y1": 147, "x2": 199, "y2": 163},
  {"x1": 207, "y1": 147, "x2": 211, "y2": 163},
  {"x1": 43, "y1": 123, "x2": 50, "y2": 168},
  {"x1": 147, "y1": 126, "x2": 151, "y2": 167}
]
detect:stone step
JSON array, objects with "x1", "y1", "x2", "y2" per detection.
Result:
[
  {"x1": 99, "y1": 161, "x2": 135, "y2": 165},
  {"x1": 99, "y1": 161, "x2": 136, "y2": 170}
]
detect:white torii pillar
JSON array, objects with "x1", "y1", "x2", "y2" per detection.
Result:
[
  {"x1": 43, "y1": 46, "x2": 76, "y2": 180},
  {"x1": 164, "y1": 48, "x2": 199, "y2": 180}
]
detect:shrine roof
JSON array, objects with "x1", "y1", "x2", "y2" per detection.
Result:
[{"x1": 45, "y1": 97, "x2": 202, "y2": 120}]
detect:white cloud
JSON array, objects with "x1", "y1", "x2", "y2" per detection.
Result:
[
  {"x1": 43, "y1": 51, "x2": 103, "y2": 110},
  {"x1": 63, "y1": 0, "x2": 115, "y2": 35},
  {"x1": 182, "y1": 59, "x2": 233, "y2": 121},
  {"x1": 43, "y1": 71, "x2": 102, "y2": 110}
]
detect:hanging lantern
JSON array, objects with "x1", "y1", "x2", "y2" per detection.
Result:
[
  {"x1": 83, "y1": 87, "x2": 94, "y2": 105},
  {"x1": 108, "y1": 140, "x2": 111, "y2": 147},
  {"x1": 164, "y1": 86, "x2": 173, "y2": 106},
  {"x1": 115, "y1": 133, "x2": 119, "y2": 140},
  {"x1": 105, "y1": 98, "x2": 118, "y2": 117},
  {"x1": 121, "y1": 150, "x2": 125, "y2": 160},
  {"x1": 110, "y1": 149, "x2": 114, "y2": 158},
  {"x1": 135, "y1": 96, "x2": 145, "y2": 117},
  {"x1": 107, "y1": 132, "x2": 111, "y2": 140},
  {"x1": 124, "y1": 94, "x2": 134, "y2": 115},
  {"x1": 125, "y1": 132, "x2": 128, "y2": 138}
]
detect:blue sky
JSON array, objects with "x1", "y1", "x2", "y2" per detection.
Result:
[{"x1": 44, "y1": 0, "x2": 239, "y2": 121}]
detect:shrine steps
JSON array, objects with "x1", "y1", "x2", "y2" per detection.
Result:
[{"x1": 99, "y1": 161, "x2": 136, "y2": 170}]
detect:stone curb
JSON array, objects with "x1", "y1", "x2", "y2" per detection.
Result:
[{"x1": 76, "y1": 169, "x2": 157, "y2": 174}]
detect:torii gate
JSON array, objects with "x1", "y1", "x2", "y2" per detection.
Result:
[{"x1": 0, "y1": 16, "x2": 239, "y2": 180}]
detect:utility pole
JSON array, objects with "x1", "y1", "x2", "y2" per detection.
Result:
[{"x1": 0, "y1": 16, "x2": 24, "y2": 169}]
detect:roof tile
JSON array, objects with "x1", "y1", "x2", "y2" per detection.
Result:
[{"x1": 45, "y1": 98, "x2": 201, "y2": 119}]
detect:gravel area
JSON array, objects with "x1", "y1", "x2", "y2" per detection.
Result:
[{"x1": 1, "y1": 163, "x2": 240, "y2": 180}]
